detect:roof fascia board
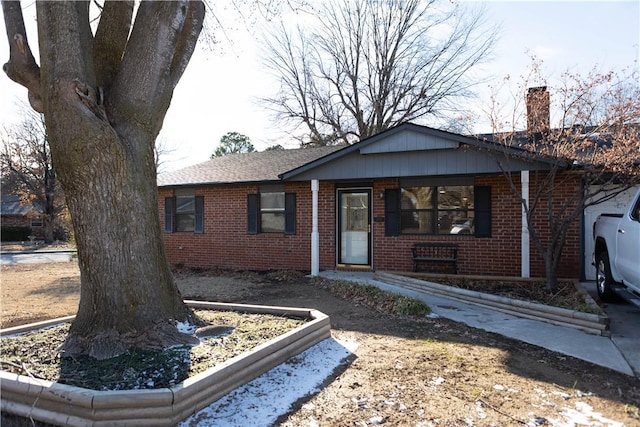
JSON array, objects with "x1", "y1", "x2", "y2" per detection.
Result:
[{"x1": 158, "y1": 179, "x2": 284, "y2": 189}]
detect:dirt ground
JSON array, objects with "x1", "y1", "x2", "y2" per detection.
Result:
[{"x1": 1, "y1": 262, "x2": 639, "y2": 426}]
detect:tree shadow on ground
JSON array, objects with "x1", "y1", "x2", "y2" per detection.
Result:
[{"x1": 26, "y1": 276, "x2": 80, "y2": 298}]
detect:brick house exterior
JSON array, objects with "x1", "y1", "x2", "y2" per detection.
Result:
[
  {"x1": 1, "y1": 194, "x2": 44, "y2": 240},
  {"x1": 158, "y1": 124, "x2": 582, "y2": 279}
]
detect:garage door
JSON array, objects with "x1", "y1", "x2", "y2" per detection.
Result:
[{"x1": 583, "y1": 186, "x2": 639, "y2": 280}]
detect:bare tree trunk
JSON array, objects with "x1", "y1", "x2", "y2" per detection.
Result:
[
  {"x1": 3, "y1": 0, "x2": 205, "y2": 359},
  {"x1": 542, "y1": 252, "x2": 559, "y2": 294},
  {"x1": 42, "y1": 215, "x2": 54, "y2": 243},
  {"x1": 58, "y1": 132, "x2": 197, "y2": 358}
]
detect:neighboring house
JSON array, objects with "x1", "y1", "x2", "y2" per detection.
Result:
[
  {"x1": 158, "y1": 123, "x2": 584, "y2": 279},
  {"x1": 1, "y1": 194, "x2": 44, "y2": 240}
]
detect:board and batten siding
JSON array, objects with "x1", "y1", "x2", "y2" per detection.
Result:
[
  {"x1": 286, "y1": 148, "x2": 537, "y2": 182},
  {"x1": 359, "y1": 129, "x2": 459, "y2": 153}
]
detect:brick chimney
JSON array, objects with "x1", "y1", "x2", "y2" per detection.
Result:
[{"x1": 526, "y1": 86, "x2": 550, "y2": 134}]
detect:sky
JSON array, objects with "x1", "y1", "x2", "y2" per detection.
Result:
[{"x1": 0, "y1": 1, "x2": 638, "y2": 173}]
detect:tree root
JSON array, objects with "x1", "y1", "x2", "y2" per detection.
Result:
[{"x1": 58, "y1": 320, "x2": 200, "y2": 360}]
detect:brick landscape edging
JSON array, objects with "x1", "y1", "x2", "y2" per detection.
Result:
[
  {"x1": 0, "y1": 301, "x2": 331, "y2": 426},
  {"x1": 375, "y1": 271, "x2": 609, "y2": 336}
]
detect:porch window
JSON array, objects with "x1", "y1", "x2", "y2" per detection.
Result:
[
  {"x1": 400, "y1": 185, "x2": 474, "y2": 235},
  {"x1": 385, "y1": 182, "x2": 491, "y2": 237},
  {"x1": 164, "y1": 190, "x2": 204, "y2": 233}
]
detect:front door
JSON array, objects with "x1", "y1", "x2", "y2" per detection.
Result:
[{"x1": 338, "y1": 189, "x2": 371, "y2": 267}]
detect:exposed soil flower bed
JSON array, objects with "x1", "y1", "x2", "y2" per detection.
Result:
[
  {"x1": 408, "y1": 273, "x2": 603, "y2": 314},
  {"x1": 1, "y1": 310, "x2": 306, "y2": 390}
]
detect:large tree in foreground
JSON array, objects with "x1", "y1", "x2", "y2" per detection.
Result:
[
  {"x1": 2, "y1": 0, "x2": 205, "y2": 359},
  {"x1": 486, "y1": 62, "x2": 640, "y2": 293},
  {"x1": 261, "y1": 0, "x2": 497, "y2": 145}
]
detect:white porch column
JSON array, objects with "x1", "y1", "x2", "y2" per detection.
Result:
[
  {"x1": 521, "y1": 170, "x2": 530, "y2": 278},
  {"x1": 311, "y1": 179, "x2": 320, "y2": 276}
]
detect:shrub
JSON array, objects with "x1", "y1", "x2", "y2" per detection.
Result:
[
  {"x1": 1, "y1": 226, "x2": 31, "y2": 242},
  {"x1": 328, "y1": 280, "x2": 431, "y2": 317}
]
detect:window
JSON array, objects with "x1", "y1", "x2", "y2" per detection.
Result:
[
  {"x1": 385, "y1": 183, "x2": 491, "y2": 237},
  {"x1": 176, "y1": 193, "x2": 196, "y2": 232},
  {"x1": 631, "y1": 196, "x2": 640, "y2": 222},
  {"x1": 400, "y1": 185, "x2": 474, "y2": 235},
  {"x1": 247, "y1": 189, "x2": 296, "y2": 234},
  {"x1": 260, "y1": 192, "x2": 285, "y2": 233},
  {"x1": 164, "y1": 190, "x2": 204, "y2": 233},
  {"x1": 30, "y1": 217, "x2": 43, "y2": 227}
]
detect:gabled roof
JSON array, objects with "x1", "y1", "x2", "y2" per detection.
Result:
[
  {"x1": 1, "y1": 194, "x2": 41, "y2": 216},
  {"x1": 158, "y1": 123, "x2": 559, "y2": 187},
  {"x1": 157, "y1": 146, "x2": 343, "y2": 187},
  {"x1": 280, "y1": 123, "x2": 555, "y2": 181}
]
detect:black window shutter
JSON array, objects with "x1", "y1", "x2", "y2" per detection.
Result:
[
  {"x1": 474, "y1": 186, "x2": 492, "y2": 238},
  {"x1": 164, "y1": 197, "x2": 174, "y2": 233},
  {"x1": 194, "y1": 196, "x2": 204, "y2": 234},
  {"x1": 247, "y1": 194, "x2": 259, "y2": 234},
  {"x1": 284, "y1": 193, "x2": 296, "y2": 235},
  {"x1": 384, "y1": 189, "x2": 400, "y2": 236}
]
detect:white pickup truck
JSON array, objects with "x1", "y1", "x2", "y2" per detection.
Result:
[{"x1": 593, "y1": 188, "x2": 640, "y2": 306}]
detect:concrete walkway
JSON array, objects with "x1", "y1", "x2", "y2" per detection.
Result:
[
  {"x1": 0, "y1": 249, "x2": 76, "y2": 264},
  {"x1": 319, "y1": 270, "x2": 639, "y2": 377}
]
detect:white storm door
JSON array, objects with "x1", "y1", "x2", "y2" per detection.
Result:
[{"x1": 338, "y1": 190, "x2": 371, "y2": 266}]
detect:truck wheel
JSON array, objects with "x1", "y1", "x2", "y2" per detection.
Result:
[{"x1": 595, "y1": 251, "x2": 616, "y2": 302}]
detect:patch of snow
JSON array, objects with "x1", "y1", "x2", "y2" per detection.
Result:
[
  {"x1": 369, "y1": 415, "x2": 384, "y2": 424},
  {"x1": 179, "y1": 336, "x2": 357, "y2": 427},
  {"x1": 428, "y1": 376, "x2": 445, "y2": 386},
  {"x1": 176, "y1": 321, "x2": 197, "y2": 334},
  {"x1": 548, "y1": 401, "x2": 625, "y2": 427}
]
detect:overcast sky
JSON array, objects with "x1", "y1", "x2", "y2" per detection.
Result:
[{"x1": 1, "y1": 1, "x2": 638, "y2": 172}]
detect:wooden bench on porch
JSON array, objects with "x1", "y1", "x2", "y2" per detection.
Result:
[{"x1": 411, "y1": 242, "x2": 458, "y2": 274}]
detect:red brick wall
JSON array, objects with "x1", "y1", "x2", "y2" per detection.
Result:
[
  {"x1": 1, "y1": 216, "x2": 32, "y2": 228},
  {"x1": 160, "y1": 182, "x2": 337, "y2": 271},
  {"x1": 1, "y1": 215, "x2": 44, "y2": 239},
  {"x1": 371, "y1": 174, "x2": 581, "y2": 278},
  {"x1": 159, "y1": 173, "x2": 582, "y2": 279}
]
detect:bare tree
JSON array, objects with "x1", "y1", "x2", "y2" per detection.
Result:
[
  {"x1": 154, "y1": 136, "x2": 178, "y2": 175},
  {"x1": 486, "y1": 61, "x2": 640, "y2": 292},
  {"x1": 0, "y1": 108, "x2": 67, "y2": 243},
  {"x1": 2, "y1": 0, "x2": 205, "y2": 359},
  {"x1": 261, "y1": 0, "x2": 497, "y2": 145}
]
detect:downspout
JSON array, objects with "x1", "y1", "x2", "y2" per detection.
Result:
[
  {"x1": 521, "y1": 170, "x2": 530, "y2": 278},
  {"x1": 311, "y1": 179, "x2": 319, "y2": 276}
]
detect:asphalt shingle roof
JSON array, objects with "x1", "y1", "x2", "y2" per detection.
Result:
[
  {"x1": 1, "y1": 195, "x2": 40, "y2": 216},
  {"x1": 157, "y1": 146, "x2": 344, "y2": 187}
]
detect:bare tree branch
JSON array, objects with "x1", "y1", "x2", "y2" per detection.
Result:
[
  {"x1": 93, "y1": 0, "x2": 134, "y2": 89},
  {"x1": 486, "y1": 60, "x2": 640, "y2": 292},
  {"x1": 170, "y1": 1, "x2": 206, "y2": 88},
  {"x1": 110, "y1": 1, "x2": 205, "y2": 137},
  {"x1": 261, "y1": 0, "x2": 497, "y2": 144},
  {"x1": 2, "y1": 0, "x2": 42, "y2": 112}
]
